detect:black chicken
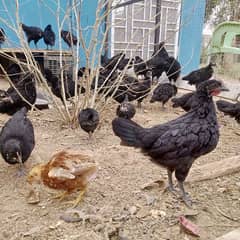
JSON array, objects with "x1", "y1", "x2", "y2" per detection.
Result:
[
  {"x1": 172, "y1": 92, "x2": 195, "y2": 112},
  {"x1": 216, "y1": 100, "x2": 240, "y2": 123},
  {"x1": 147, "y1": 41, "x2": 169, "y2": 80},
  {"x1": 21, "y1": 23, "x2": 43, "y2": 48},
  {"x1": 91, "y1": 53, "x2": 125, "y2": 93},
  {"x1": 61, "y1": 30, "x2": 78, "y2": 47},
  {"x1": 78, "y1": 108, "x2": 100, "y2": 138},
  {"x1": 117, "y1": 58, "x2": 134, "y2": 71},
  {"x1": 44, "y1": 69, "x2": 85, "y2": 102},
  {"x1": 165, "y1": 56, "x2": 181, "y2": 83},
  {"x1": 116, "y1": 95, "x2": 136, "y2": 120},
  {"x1": 148, "y1": 41, "x2": 169, "y2": 67},
  {"x1": 130, "y1": 71, "x2": 152, "y2": 108},
  {"x1": 151, "y1": 67, "x2": 166, "y2": 82},
  {"x1": 0, "y1": 27, "x2": 6, "y2": 48},
  {"x1": 0, "y1": 107, "x2": 35, "y2": 176},
  {"x1": 113, "y1": 70, "x2": 152, "y2": 108},
  {"x1": 101, "y1": 54, "x2": 110, "y2": 67},
  {"x1": 182, "y1": 62, "x2": 216, "y2": 85},
  {"x1": 43, "y1": 24, "x2": 55, "y2": 49},
  {"x1": 101, "y1": 52, "x2": 127, "y2": 70},
  {"x1": 6, "y1": 63, "x2": 24, "y2": 84},
  {"x1": 0, "y1": 73, "x2": 36, "y2": 115},
  {"x1": 78, "y1": 67, "x2": 91, "y2": 78},
  {"x1": 150, "y1": 83, "x2": 177, "y2": 108},
  {"x1": 108, "y1": 75, "x2": 139, "y2": 103},
  {"x1": 147, "y1": 42, "x2": 180, "y2": 84},
  {"x1": 133, "y1": 56, "x2": 148, "y2": 76},
  {"x1": 112, "y1": 79, "x2": 228, "y2": 206}
]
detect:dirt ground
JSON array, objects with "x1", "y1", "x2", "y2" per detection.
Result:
[{"x1": 0, "y1": 83, "x2": 240, "y2": 240}]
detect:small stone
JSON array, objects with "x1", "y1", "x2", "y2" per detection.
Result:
[
  {"x1": 94, "y1": 224, "x2": 104, "y2": 232},
  {"x1": 119, "y1": 229, "x2": 129, "y2": 240},
  {"x1": 150, "y1": 210, "x2": 166, "y2": 218},
  {"x1": 145, "y1": 194, "x2": 156, "y2": 205},
  {"x1": 236, "y1": 182, "x2": 240, "y2": 187},
  {"x1": 107, "y1": 225, "x2": 119, "y2": 238},
  {"x1": 2, "y1": 231, "x2": 9, "y2": 238},
  {"x1": 23, "y1": 226, "x2": 42, "y2": 236},
  {"x1": 128, "y1": 206, "x2": 138, "y2": 215},
  {"x1": 40, "y1": 210, "x2": 49, "y2": 217},
  {"x1": 26, "y1": 190, "x2": 40, "y2": 204},
  {"x1": 217, "y1": 187, "x2": 228, "y2": 193},
  {"x1": 183, "y1": 209, "x2": 199, "y2": 218},
  {"x1": 49, "y1": 221, "x2": 63, "y2": 230},
  {"x1": 112, "y1": 212, "x2": 129, "y2": 222},
  {"x1": 136, "y1": 208, "x2": 150, "y2": 218},
  {"x1": 141, "y1": 180, "x2": 165, "y2": 190}
]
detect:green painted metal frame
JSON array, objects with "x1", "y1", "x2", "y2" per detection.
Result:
[{"x1": 208, "y1": 21, "x2": 240, "y2": 55}]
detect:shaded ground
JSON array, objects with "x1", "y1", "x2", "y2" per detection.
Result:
[{"x1": 0, "y1": 87, "x2": 240, "y2": 240}]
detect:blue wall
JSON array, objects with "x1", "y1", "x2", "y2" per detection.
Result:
[
  {"x1": 178, "y1": 0, "x2": 206, "y2": 75},
  {"x1": 0, "y1": 0, "x2": 100, "y2": 65}
]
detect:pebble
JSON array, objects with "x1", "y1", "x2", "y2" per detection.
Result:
[
  {"x1": 2, "y1": 231, "x2": 10, "y2": 238},
  {"x1": 119, "y1": 229, "x2": 129, "y2": 240},
  {"x1": 150, "y1": 210, "x2": 166, "y2": 218},
  {"x1": 94, "y1": 224, "x2": 105, "y2": 232},
  {"x1": 128, "y1": 206, "x2": 138, "y2": 215},
  {"x1": 145, "y1": 194, "x2": 156, "y2": 205},
  {"x1": 141, "y1": 180, "x2": 165, "y2": 190},
  {"x1": 136, "y1": 208, "x2": 150, "y2": 218}
]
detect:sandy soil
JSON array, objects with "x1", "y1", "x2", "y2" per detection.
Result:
[{"x1": 0, "y1": 90, "x2": 240, "y2": 240}]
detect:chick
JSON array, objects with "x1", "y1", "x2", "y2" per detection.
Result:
[
  {"x1": 27, "y1": 150, "x2": 97, "y2": 207},
  {"x1": 0, "y1": 107, "x2": 35, "y2": 176},
  {"x1": 150, "y1": 83, "x2": 177, "y2": 108},
  {"x1": 78, "y1": 108, "x2": 100, "y2": 139},
  {"x1": 116, "y1": 95, "x2": 136, "y2": 120}
]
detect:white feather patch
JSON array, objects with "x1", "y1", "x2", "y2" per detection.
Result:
[{"x1": 48, "y1": 167, "x2": 75, "y2": 179}]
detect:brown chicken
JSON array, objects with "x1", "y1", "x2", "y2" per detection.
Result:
[{"x1": 27, "y1": 150, "x2": 97, "y2": 207}]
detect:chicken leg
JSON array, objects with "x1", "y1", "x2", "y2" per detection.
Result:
[
  {"x1": 166, "y1": 169, "x2": 178, "y2": 195},
  {"x1": 66, "y1": 188, "x2": 86, "y2": 208},
  {"x1": 88, "y1": 132, "x2": 93, "y2": 140},
  {"x1": 178, "y1": 181, "x2": 192, "y2": 207},
  {"x1": 137, "y1": 101, "x2": 142, "y2": 108},
  {"x1": 16, "y1": 152, "x2": 26, "y2": 177}
]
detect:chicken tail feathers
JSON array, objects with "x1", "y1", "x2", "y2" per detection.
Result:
[
  {"x1": 112, "y1": 117, "x2": 143, "y2": 147},
  {"x1": 216, "y1": 100, "x2": 238, "y2": 116},
  {"x1": 181, "y1": 76, "x2": 188, "y2": 81}
]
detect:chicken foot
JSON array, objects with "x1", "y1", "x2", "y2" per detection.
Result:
[
  {"x1": 66, "y1": 188, "x2": 86, "y2": 208},
  {"x1": 166, "y1": 171, "x2": 193, "y2": 207},
  {"x1": 16, "y1": 164, "x2": 26, "y2": 177},
  {"x1": 52, "y1": 191, "x2": 69, "y2": 201}
]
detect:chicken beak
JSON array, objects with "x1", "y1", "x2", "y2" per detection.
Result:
[{"x1": 220, "y1": 86, "x2": 229, "y2": 92}]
